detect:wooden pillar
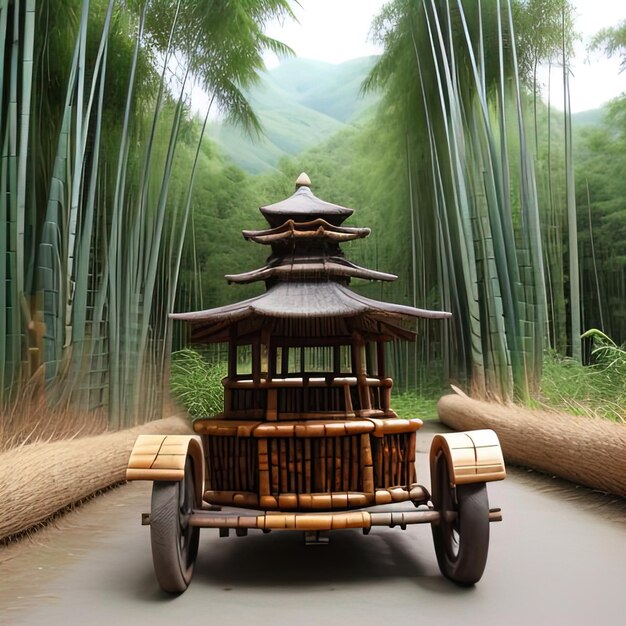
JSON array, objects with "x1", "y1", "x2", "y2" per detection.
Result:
[
  {"x1": 225, "y1": 324, "x2": 238, "y2": 416},
  {"x1": 353, "y1": 332, "x2": 371, "y2": 411},
  {"x1": 268, "y1": 341, "x2": 276, "y2": 381},
  {"x1": 228, "y1": 324, "x2": 237, "y2": 379},
  {"x1": 252, "y1": 333, "x2": 261, "y2": 384},
  {"x1": 266, "y1": 388, "x2": 278, "y2": 421},
  {"x1": 352, "y1": 332, "x2": 366, "y2": 376},
  {"x1": 261, "y1": 327, "x2": 271, "y2": 380},
  {"x1": 377, "y1": 340, "x2": 386, "y2": 379},
  {"x1": 365, "y1": 341, "x2": 373, "y2": 376}
]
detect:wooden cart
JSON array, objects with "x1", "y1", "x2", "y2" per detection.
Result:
[{"x1": 127, "y1": 174, "x2": 506, "y2": 593}]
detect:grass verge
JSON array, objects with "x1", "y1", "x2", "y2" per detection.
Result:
[{"x1": 535, "y1": 335, "x2": 626, "y2": 423}]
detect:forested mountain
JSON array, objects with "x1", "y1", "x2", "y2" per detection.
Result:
[
  {"x1": 572, "y1": 107, "x2": 606, "y2": 128},
  {"x1": 208, "y1": 56, "x2": 380, "y2": 172}
]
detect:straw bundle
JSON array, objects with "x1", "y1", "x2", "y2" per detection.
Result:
[
  {"x1": 0, "y1": 417, "x2": 191, "y2": 541},
  {"x1": 438, "y1": 394, "x2": 626, "y2": 498}
]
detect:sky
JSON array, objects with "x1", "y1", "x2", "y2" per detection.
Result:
[
  {"x1": 263, "y1": 0, "x2": 626, "y2": 113},
  {"x1": 264, "y1": 0, "x2": 387, "y2": 65}
]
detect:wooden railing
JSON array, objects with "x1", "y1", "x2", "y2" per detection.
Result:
[{"x1": 222, "y1": 376, "x2": 394, "y2": 420}]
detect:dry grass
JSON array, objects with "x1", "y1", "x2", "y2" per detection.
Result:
[
  {"x1": 438, "y1": 393, "x2": 626, "y2": 499},
  {"x1": 0, "y1": 373, "x2": 194, "y2": 541},
  {"x1": 0, "y1": 379, "x2": 109, "y2": 452},
  {"x1": 0, "y1": 374, "x2": 192, "y2": 452},
  {"x1": 0, "y1": 416, "x2": 192, "y2": 542},
  {"x1": 0, "y1": 404, "x2": 109, "y2": 452}
]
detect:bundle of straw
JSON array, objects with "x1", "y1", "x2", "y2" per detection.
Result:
[
  {"x1": 438, "y1": 393, "x2": 626, "y2": 499},
  {"x1": 0, "y1": 417, "x2": 191, "y2": 541}
]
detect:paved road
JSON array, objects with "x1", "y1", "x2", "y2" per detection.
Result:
[{"x1": 1, "y1": 423, "x2": 625, "y2": 626}]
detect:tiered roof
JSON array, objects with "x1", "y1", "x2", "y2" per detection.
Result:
[
  {"x1": 171, "y1": 173, "x2": 450, "y2": 341},
  {"x1": 259, "y1": 172, "x2": 353, "y2": 227}
]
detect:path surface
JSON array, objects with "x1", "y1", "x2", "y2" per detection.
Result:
[{"x1": 1, "y1": 422, "x2": 625, "y2": 626}]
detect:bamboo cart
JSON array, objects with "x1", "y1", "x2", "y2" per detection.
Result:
[{"x1": 127, "y1": 174, "x2": 506, "y2": 593}]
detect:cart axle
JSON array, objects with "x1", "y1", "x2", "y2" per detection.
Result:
[{"x1": 171, "y1": 506, "x2": 503, "y2": 532}]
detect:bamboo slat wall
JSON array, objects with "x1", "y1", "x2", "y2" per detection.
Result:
[
  {"x1": 371, "y1": 433, "x2": 417, "y2": 489},
  {"x1": 205, "y1": 436, "x2": 258, "y2": 493},
  {"x1": 204, "y1": 431, "x2": 415, "y2": 502}
]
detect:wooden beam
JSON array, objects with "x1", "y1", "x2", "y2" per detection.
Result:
[{"x1": 272, "y1": 336, "x2": 352, "y2": 347}]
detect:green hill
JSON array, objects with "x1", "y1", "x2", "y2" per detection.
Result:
[
  {"x1": 571, "y1": 107, "x2": 606, "y2": 129},
  {"x1": 210, "y1": 56, "x2": 380, "y2": 173}
]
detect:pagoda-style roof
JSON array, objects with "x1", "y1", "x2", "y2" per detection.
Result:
[
  {"x1": 170, "y1": 173, "x2": 450, "y2": 342},
  {"x1": 225, "y1": 257, "x2": 396, "y2": 285},
  {"x1": 260, "y1": 178, "x2": 354, "y2": 227},
  {"x1": 242, "y1": 218, "x2": 371, "y2": 245},
  {"x1": 170, "y1": 281, "x2": 450, "y2": 342}
]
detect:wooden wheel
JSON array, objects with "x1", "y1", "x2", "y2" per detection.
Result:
[
  {"x1": 150, "y1": 457, "x2": 199, "y2": 593},
  {"x1": 431, "y1": 453, "x2": 490, "y2": 586}
]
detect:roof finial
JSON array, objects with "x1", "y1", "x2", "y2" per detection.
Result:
[{"x1": 295, "y1": 172, "x2": 312, "y2": 189}]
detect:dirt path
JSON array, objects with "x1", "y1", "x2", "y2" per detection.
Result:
[{"x1": 1, "y1": 422, "x2": 625, "y2": 626}]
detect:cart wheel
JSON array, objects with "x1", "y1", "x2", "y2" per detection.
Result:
[
  {"x1": 431, "y1": 452, "x2": 489, "y2": 586},
  {"x1": 150, "y1": 457, "x2": 199, "y2": 593}
]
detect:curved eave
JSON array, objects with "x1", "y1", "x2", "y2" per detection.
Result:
[
  {"x1": 242, "y1": 218, "x2": 370, "y2": 245},
  {"x1": 225, "y1": 261, "x2": 397, "y2": 285},
  {"x1": 245, "y1": 228, "x2": 369, "y2": 245},
  {"x1": 170, "y1": 282, "x2": 451, "y2": 326}
]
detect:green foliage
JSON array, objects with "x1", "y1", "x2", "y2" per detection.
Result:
[
  {"x1": 572, "y1": 19, "x2": 626, "y2": 351},
  {"x1": 212, "y1": 102, "x2": 344, "y2": 174},
  {"x1": 169, "y1": 349, "x2": 226, "y2": 418},
  {"x1": 252, "y1": 1, "x2": 590, "y2": 402},
  {"x1": 391, "y1": 384, "x2": 448, "y2": 421},
  {"x1": 573, "y1": 99, "x2": 626, "y2": 345},
  {"x1": 590, "y1": 19, "x2": 626, "y2": 73},
  {"x1": 173, "y1": 158, "x2": 267, "y2": 315},
  {"x1": 8, "y1": 0, "x2": 616, "y2": 426},
  {"x1": 142, "y1": 0, "x2": 295, "y2": 134},
  {"x1": 512, "y1": 0, "x2": 576, "y2": 84},
  {"x1": 582, "y1": 328, "x2": 626, "y2": 370},
  {"x1": 538, "y1": 343, "x2": 626, "y2": 423},
  {"x1": 391, "y1": 393, "x2": 438, "y2": 421},
  {"x1": 364, "y1": 0, "x2": 562, "y2": 398}
]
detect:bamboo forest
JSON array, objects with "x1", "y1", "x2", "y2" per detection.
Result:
[{"x1": 2, "y1": 0, "x2": 626, "y2": 440}]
